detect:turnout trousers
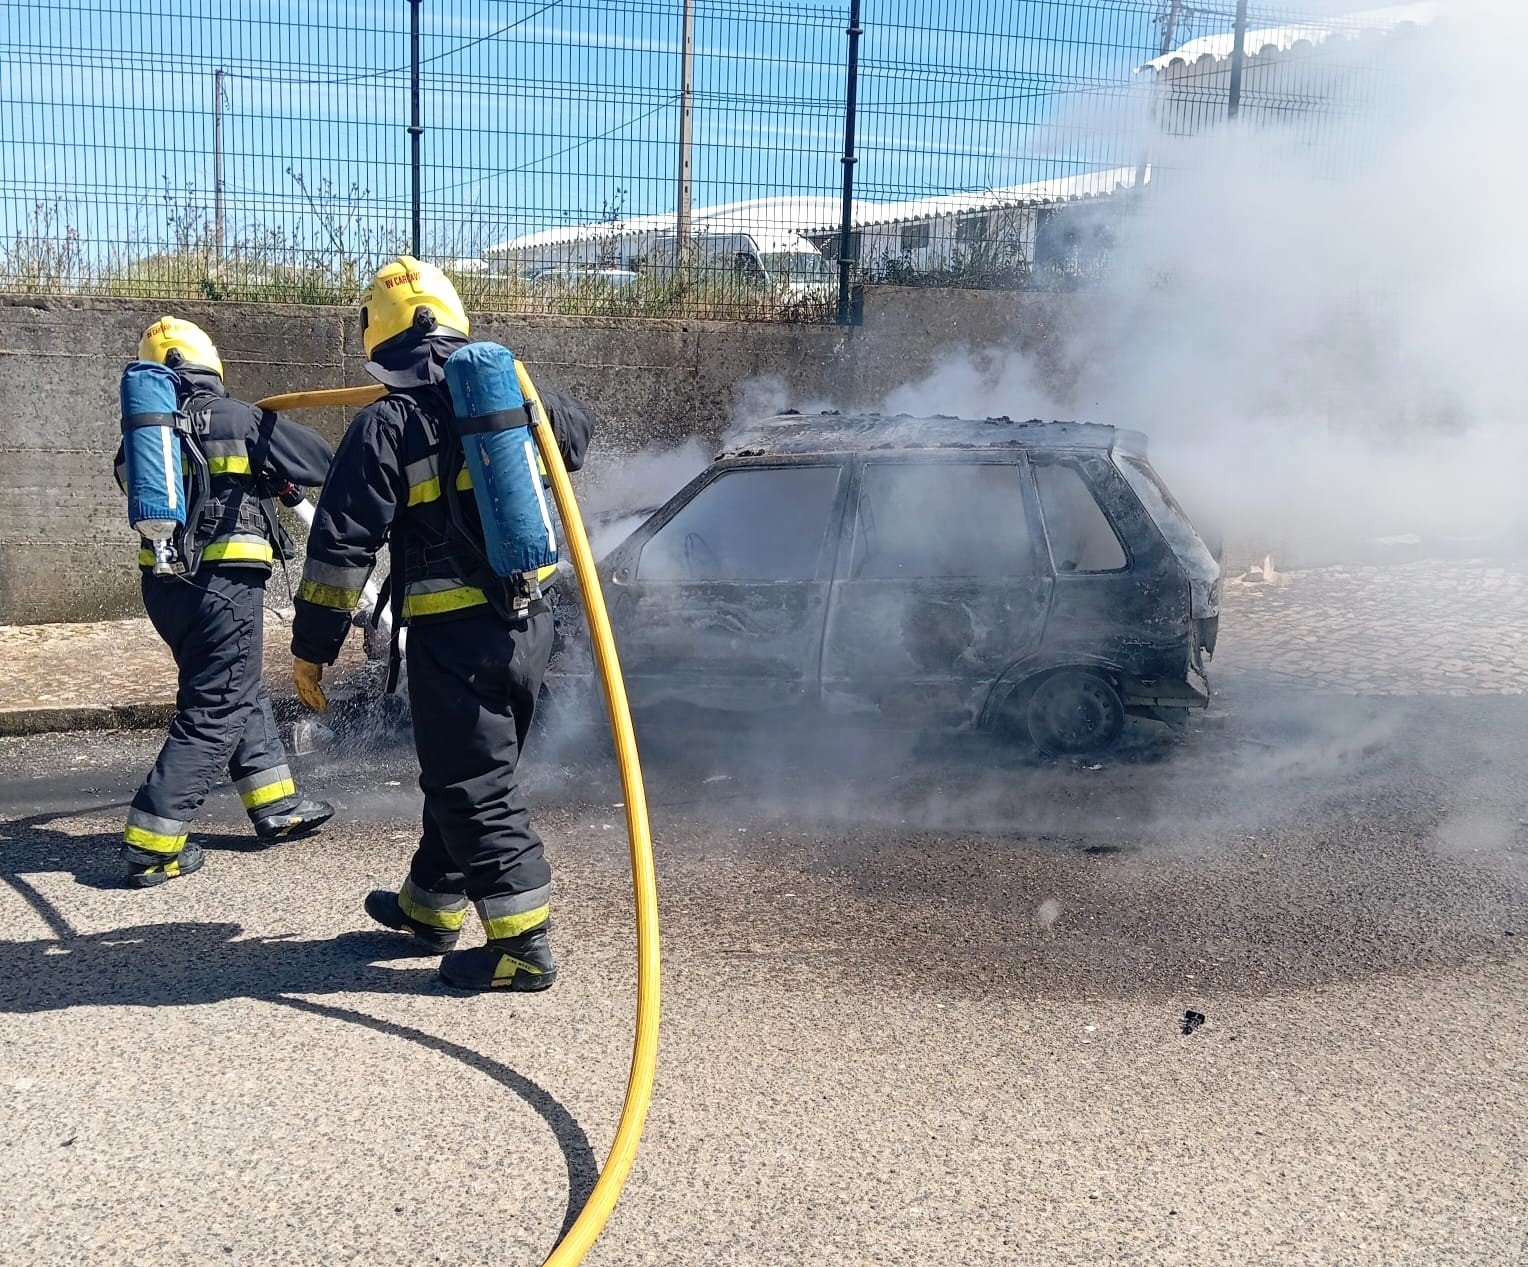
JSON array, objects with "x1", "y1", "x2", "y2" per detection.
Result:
[
  {"x1": 397, "y1": 607, "x2": 554, "y2": 943},
  {"x1": 123, "y1": 570, "x2": 300, "y2": 864}
]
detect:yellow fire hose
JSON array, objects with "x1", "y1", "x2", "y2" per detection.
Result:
[
  {"x1": 257, "y1": 368, "x2": 660, "y2": 1267},
  {"x1": 257, "y1": 385, "x2": 387, "y2": 412}
]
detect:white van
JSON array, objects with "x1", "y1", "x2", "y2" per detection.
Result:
[{"x1": 488, "y1": 219, "x2": 834, "y2": 299}]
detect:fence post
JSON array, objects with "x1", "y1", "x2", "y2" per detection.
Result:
[
  {"x1": 213, "y1": 68, "x2": 226, "y2": 257},
  {"x1": 409, "y1": 0, "x2": 423, "y2": 255},
  {"x1": 835, "y1": 0, "x2": 863, "y2": 325},
  {"x1": 1228, "y1": 0, "x2": 1249, "y2": 118},
  {"x1": 676, "y1": 0, "x2": 695, "y2": 254}
]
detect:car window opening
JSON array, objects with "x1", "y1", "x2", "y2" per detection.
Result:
[
  {"x1": 636, "y1": 465, "x2": 840, "y2": 582},
  {"x1": 1033, "y1": 461, "x2": 1127, "y2": 572},
  {"x1": 852, "y1": 462, "x2": 1035, "y2": 579}
]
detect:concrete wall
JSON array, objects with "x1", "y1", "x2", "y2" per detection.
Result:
[{"x1": 0, "y1": 290, "x2": 1086, "y2": 622}]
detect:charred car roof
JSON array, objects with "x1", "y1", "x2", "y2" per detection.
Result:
[{"x1": 718, "y1": 412, "x2": 1148, "y2": 460}]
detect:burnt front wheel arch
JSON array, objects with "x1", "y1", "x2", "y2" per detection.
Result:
[{"x1": 996, "y1": 666, "x2": 1126, "y2": 757}]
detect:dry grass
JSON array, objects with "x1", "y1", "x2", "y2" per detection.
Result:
[{"x1": 0, "y1": 198, "x2": 835, "y2": 323}]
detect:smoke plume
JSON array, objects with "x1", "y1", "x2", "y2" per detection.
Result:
[{"x1": 883, "y1": 0, "x2": 1527, "y2": 564}]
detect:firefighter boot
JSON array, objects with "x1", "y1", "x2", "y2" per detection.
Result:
[
  {"x1": 438, "y1": 924, "x2": 558, "y2": 993},
  {"x1": 364, "y1": 879, "x2": 465, "y2": 954},
  {"x1": 252, "y1": 797, "x2": 334, "y2": 843},
  {"x1": 125, "y1": 841, "x2": 206, "y2": 890}
]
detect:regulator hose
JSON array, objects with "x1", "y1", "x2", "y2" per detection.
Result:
[{"x1": 258, "y1": 370, "x2": 660, "y2": 1267}]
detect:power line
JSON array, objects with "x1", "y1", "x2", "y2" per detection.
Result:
[
  {"x1": 430, "y1": 94, "x2": 679, "y2": 198},
  {"x1": 223, "y1": 0, "x2": 566, "y2": 88}
]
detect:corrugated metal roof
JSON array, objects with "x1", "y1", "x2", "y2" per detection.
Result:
[
  {"x1": 1140, "y1": 1, "x2": 1444, "y2": 74},
  {"x1": 486, "y1": 168, "x2": 1141, "y2": 257}
]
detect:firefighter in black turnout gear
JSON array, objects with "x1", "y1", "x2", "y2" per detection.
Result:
[
  {"x1": 290, "y1": 257, "x2": 594, "y2": 993},
  {"x1": 118, "y1": 317, "x2": 335, "y2": 888}
]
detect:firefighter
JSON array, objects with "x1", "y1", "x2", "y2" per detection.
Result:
[
  {"x1": 118, "y1": 317, "x2": 337, "y2": 887},
  {"x1": 290, "y1": 257, "x2": 594, "y2": 994}
]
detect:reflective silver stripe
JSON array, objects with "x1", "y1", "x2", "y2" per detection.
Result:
[
  {"x1": 403, "y1": 455, "x2": 440, "y2": 487},
  {"x1": 476, "y1": 885, "x2": 552, "y2": 921},
  {"x1": 233, "y1": 765, "x2": 294, "y2": 796},
  {"x1": 201, "y1": 439, "x2": 245, "y2": 459},
  {"x1": 126, "y1": 807, "x2": 190, "y2": 836},
  {"x1": 301, "y1": 559, "x2": 373, "y2": 590},
  {"x1": 400, "y1": 875, "x2": 468, "y2": 912},
  {"x1": 523, "y1": 437, "x2": 556, "y2": 553},
  {"x1": 160, "y1": 428, "x2": 178, "y2": 511},
  {"x1": 404, "y1": 577, "x2": 470, "y2": 596}
]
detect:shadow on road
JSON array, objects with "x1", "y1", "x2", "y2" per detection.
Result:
[{"x1": 0, "y1": 811, "x2": 599, "y2": 1240}]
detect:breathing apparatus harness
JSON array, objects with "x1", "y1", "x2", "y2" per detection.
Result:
[
  {"x1": 119, "y1": 359, "x2": 213, "y2": 579},
  {"x1": 365, "y1": 386, "x2": 547, "y2": 695}
]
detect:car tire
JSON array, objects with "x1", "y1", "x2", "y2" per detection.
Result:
[{"x1": 1023, "y1": 669, "x2": 1125, "y2": 757}]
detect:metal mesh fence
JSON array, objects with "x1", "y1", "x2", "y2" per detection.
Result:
[{"x1": 0, "y1": 1, "x2": 1416, "y2": 321}]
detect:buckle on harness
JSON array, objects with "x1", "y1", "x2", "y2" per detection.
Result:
[{"x1": 508, "y1": 571, "x2": 543, "y2": 612}]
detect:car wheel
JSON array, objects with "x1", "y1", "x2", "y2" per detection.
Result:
[{"x1": 1024, "y1": 669, "x2": 1125, "y2": 756}]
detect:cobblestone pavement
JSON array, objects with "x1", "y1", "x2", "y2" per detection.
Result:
[
  {"x1": 0, "y1": 606, "x2": 363, "y2": 712},
  {"x1": 4, "y1": 558, "x2": 1526, "y2": 717},
  {"x1": 1216, "y1": 558, "x2": 1528, "y2": 697}
]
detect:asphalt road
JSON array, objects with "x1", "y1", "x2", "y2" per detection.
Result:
[{"x1": 1, "y1": 672, "x2": 1524, "y2": 1266}]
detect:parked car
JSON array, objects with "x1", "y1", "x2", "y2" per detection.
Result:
[
  {"x1": 550, "y1": 412, "x2": 1222, "y2": 754},
  {"x1": 526, "y1": 265, "x2": 640, "y2": 287}
]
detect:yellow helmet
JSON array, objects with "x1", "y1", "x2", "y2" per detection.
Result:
[
  {"x1": 139, "y1": 315, "x2": 223, "y2": 378},
  {"x1": 360, "y1": 255, "x2": 469, "y2": 357}
]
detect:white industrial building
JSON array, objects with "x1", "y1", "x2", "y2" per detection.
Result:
[
  {"x1": 483, "y1": 1, "x2": 1443, "y2": 288},
  {"x1": 1137, "y1": 1, "x2": 1444, "y2": 139},
  {"x1": 485, "y1": 167, "x2": 1140, "y2": 287}
]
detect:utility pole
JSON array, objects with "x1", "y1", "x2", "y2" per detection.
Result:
[
  {"x1": 213, "y1": 67, "x2": 225, "y2": 255},
  {"x1": 1228, "y1": 0, "x2": 1250, "y2": 118},
  {"x1": 835, "y1": 0, "x2": 862, "y2": 325},
  {"x1": 675, "y1": 0, "x2": 695, "y2": 257},
  {"x1": 1133, "y1": 1, "x2": 1185, "y2": 197},
  {"x1": 1160, "y1": 0, "x2": 1184, "y2": 54},
  {"x1": 409, "y1": 0, "x2": 423, "y2": 256}
]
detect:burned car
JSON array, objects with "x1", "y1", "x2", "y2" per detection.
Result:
[{"x1": 553, "y1": 412, "x2": 1222, "y2": 754}]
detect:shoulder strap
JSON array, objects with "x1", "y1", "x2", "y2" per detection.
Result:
[{"x1": 177, "y1": 384, "x2": 220, "y2": 437}]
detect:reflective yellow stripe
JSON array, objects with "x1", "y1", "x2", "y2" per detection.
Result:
[
  {"x1": 207, "y1": 455, "x2": 252, "y2": 476},
  {"x1": 480, "y1": 904, "x2": 550, "y2": 942},
  {"x1": 399, "y1": 889, "x2": 469, "y2": 931},
  {"x1": 240, "y1": 778, "x2": 296, "y2": 810},
  {"x1": 407, "y1": 476, "x2": 442, "y2": 506},
  {"x1": 139, "y1": 537, "x2": 275, "y2": 566},
  {"x1": 401, "y1": 585, "x2": 488, "y2": 617},
  {"x1": 535, "y1": 563, "x2": 558, "y2": 584},
  {"x1": 492, "y1": 954, "x2": 549, "y2": 985},
  {"x1": 408, "y1": 465, "x2": 473, "y2": 506},
  {"x1": 297, "y1": 579, "x2": 362, "y2": 610},
  {"x1": 123, "y1": 825, "x2": 188, "y2": 854},
  {"x1": 201, "y1": 539, "x2": 275, "y2": 563}
]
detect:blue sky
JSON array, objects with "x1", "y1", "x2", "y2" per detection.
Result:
[{"x1": 0, "y1": 0, "x2": 1354, "y2": 263}]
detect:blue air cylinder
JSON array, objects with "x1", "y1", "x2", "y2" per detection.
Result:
[
  {"x1": 120, "y1": 360, "x2": 185, "y2": 573},
  {"x1": 442, "y1": 342, "x2": 557, "y2": 579}
]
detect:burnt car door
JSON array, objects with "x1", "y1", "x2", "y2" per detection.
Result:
[
  {"x1": 603, "y1": 458, "x2": 849, "y2": 711},
  {"x1": 819, "y1": 454, "x2": 1052, "y2": 725},
  {"x1": 1029, "y1": 451, "x2": 1190, "y2": 678}
]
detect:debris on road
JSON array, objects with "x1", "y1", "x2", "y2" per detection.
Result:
[{"x1": 1182, "y1": 1010, "x2": 1206, "y2": 1035}]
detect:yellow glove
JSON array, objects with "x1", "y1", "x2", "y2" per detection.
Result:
[{"x1": 293, "y1": 658, "x2": 329, "y2": 712}]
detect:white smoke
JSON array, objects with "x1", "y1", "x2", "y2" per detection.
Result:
[{"x1": 885, "y1": 0, "x2": 1528, "y2": 563}]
